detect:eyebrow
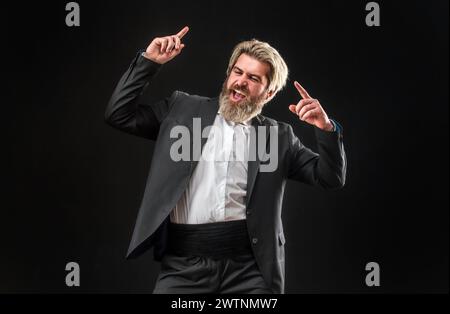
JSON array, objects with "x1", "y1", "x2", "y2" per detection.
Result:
[{"x1": 233, "y1": 66, "x2": 262, "y2": 81}]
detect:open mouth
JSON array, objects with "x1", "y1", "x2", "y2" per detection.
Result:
[{"x1": 230, "y1": 89, "x2": 246, "y2": 102}]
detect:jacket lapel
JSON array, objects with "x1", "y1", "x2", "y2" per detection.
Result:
[{"x1": 246, "y1": 114, "x2": 270, "y2": 207}]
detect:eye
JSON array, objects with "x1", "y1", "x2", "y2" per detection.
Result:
[{"x1": 250, "y1": 77, "x2": 259, "y2": 82}]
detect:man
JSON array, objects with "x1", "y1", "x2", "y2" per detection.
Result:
[{"x1": 104, "y1": 26, "x2": 346, "y2": 294}]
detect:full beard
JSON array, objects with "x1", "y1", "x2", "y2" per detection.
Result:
[{"x1": 218, "y1": 81, "x2": 268, "y2": 124}]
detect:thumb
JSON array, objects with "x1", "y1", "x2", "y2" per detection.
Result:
[
  {"x1": 170, "y1": 44, "x2": 185, "y2": 58},
  {"x1": 177, "y1": 43, "x2": 186, "y2": 51},
  {"x1": 288, "y1": 105, "x2": 297, "y2": 114},
  {"x1": 174, "y1": 44, "x2": 185, "y2": 54}
]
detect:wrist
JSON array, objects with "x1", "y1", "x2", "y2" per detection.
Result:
[
  {"x1": 141, "y1": 52, "x2": 163, "y2": 64},
  {"x1": 322, "y1": 120, "x2": 335, "y2": 132}
]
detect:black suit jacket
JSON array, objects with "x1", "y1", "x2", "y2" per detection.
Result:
[{"x1": 104, "y1": 51, "x2": 347, "y2": 293}]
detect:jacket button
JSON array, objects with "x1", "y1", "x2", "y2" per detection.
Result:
[
  {"x1": 246, "y1": 210, "x2": 251, "y2": 215},
  {"x1": 252, "y1": 237, "x2": 258, "y2": 244}
]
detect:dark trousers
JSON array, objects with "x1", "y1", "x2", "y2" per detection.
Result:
[
  {"x1": 153, "y1": 253, "x2": 272, "y2": 294},
  {"x1": 152, "y1": 220, "x2": 272, "y2": 294}
]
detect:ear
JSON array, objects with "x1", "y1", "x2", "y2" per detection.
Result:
[{"x1": 265, "y1": 89, "x2": 275, "y2": 101}]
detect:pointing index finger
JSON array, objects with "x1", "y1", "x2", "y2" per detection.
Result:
[
  {"x1": 176, "y1": 26, "x2": 190, "y2": 39},
  {"x1": 294, "y1": 81, "x2": 312, "y2": 99}
]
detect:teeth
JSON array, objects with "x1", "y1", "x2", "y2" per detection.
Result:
[{"x1": 234, "y1": 90, "x2": 245, "y2": 97}]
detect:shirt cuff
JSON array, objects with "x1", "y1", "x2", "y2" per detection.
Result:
[{"x1": 329, "y1": 119, "x2": 341, "y2": 133}]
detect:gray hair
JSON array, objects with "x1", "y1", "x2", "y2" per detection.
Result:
[{"x1": 226, "y1": 39, "x2": 289, "y2": 96}]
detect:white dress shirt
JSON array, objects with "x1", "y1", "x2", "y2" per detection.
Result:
[{"x1": 170, "y1": 113, "x2": 251, "y2": 224}]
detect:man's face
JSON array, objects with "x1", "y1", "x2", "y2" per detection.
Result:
[
  {"x1": 219, "y1": 54, "x2": 274, "y2": 123},
  {"x1": 227, "y1": 53, "x2": 272, "y2": 103}
]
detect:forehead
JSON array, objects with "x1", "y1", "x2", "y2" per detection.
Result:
[{"x1": 233, "y1": 53, "x2": 270, "y2": 78}]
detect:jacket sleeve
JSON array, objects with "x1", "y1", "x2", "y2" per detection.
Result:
[
  {"x1": 104, "y1": 51, "x2": 179, "y2": 140},
  {"x1": 286, "y1": 122, "x2": 347, "y2": 189}
]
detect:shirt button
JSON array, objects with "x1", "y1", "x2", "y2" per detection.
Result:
[{"x1": 252, "y1": 238, "x2": 258, "y2": 244}]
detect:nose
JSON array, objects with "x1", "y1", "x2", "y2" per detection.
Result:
[{"x1": 235, "y1": 77, "x2": 248, "y2": 88}]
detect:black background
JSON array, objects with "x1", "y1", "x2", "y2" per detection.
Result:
[{"x1": 3, "y1": 0, "x2": 448, "y2": 293}]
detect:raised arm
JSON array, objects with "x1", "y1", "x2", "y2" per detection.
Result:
[
  {"x1": 287, "y1": 81, "x2": 346, "y2": 189},
  {"x1": 104, "y1": 26, "x2": 189, "y2": 140}
]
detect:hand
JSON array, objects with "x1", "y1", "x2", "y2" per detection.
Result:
[
  {"x1": 143, "y1": 26, "x2": 189, "y2": 64},
  {"x1": 288, "y1": 81, "x2": 334, "y2": 131}
]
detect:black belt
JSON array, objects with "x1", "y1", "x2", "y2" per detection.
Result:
[{"x1": 167, "y1": 219, "x2": 253, "y2": 258}]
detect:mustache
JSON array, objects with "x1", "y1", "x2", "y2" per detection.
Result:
[{"x1": 229, "y1": 85, "x2": 249, "y2": 96}]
